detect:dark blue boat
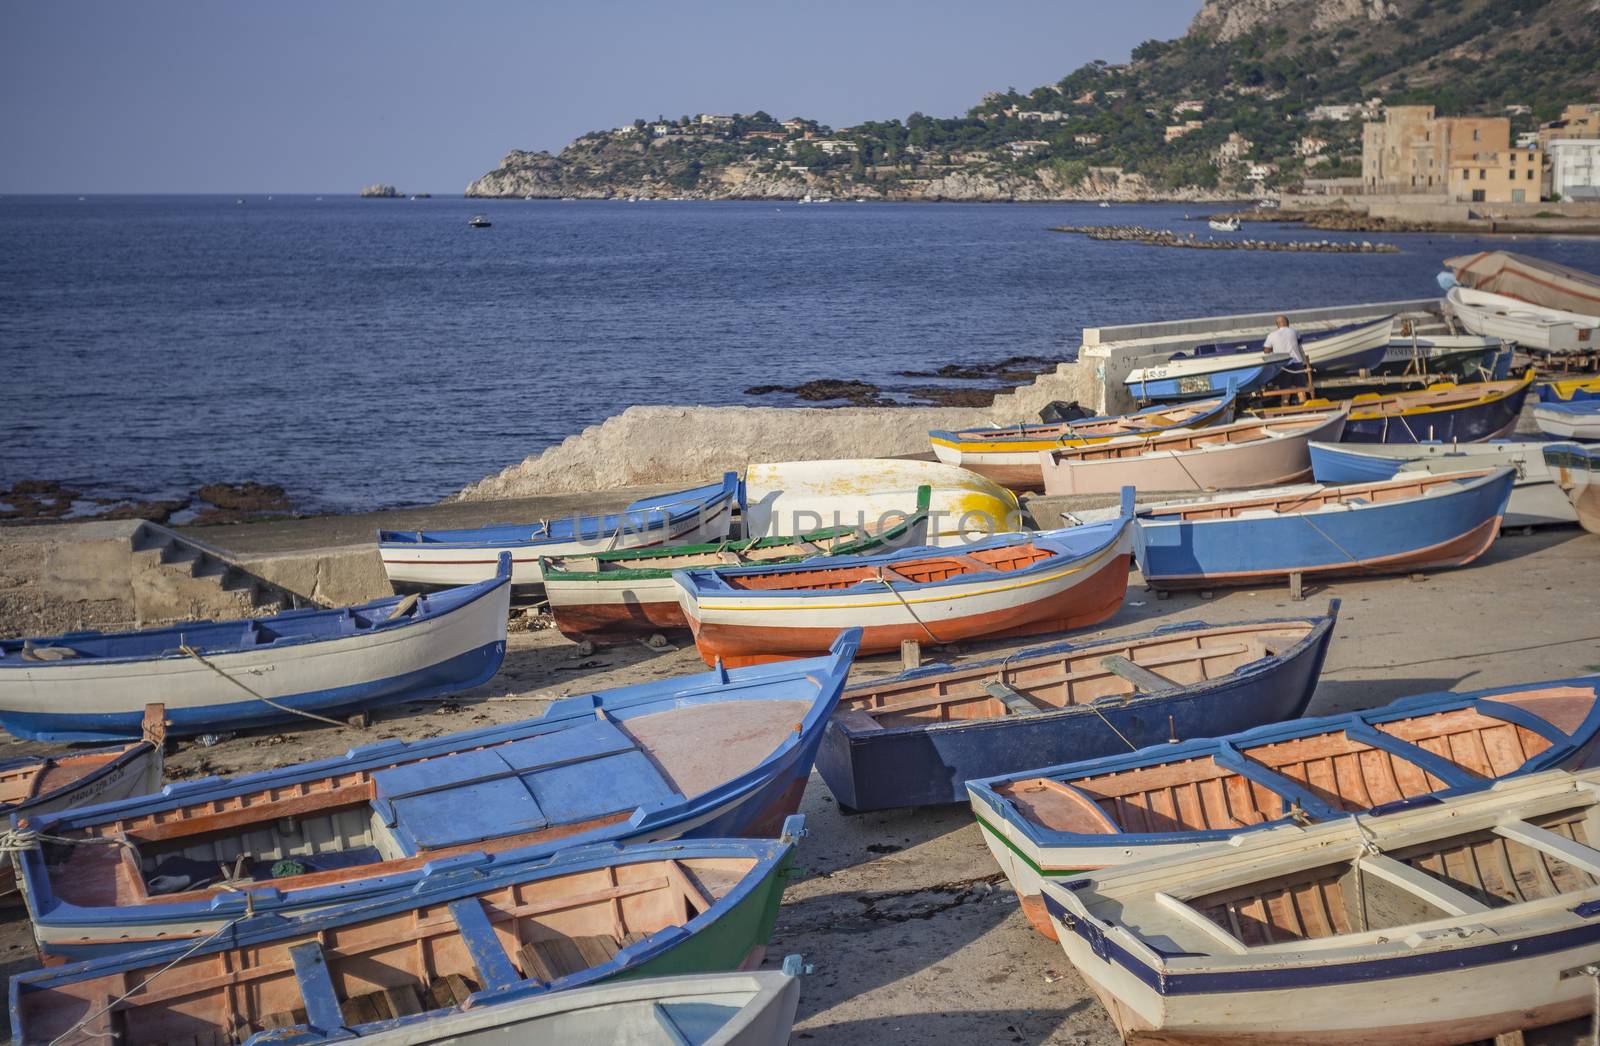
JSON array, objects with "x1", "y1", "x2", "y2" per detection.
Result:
[
  {"x1": 1300, "y1": 370, "x2": 1535, "y2": 444},
  {"x1": 816, "y1": 606, "x2": 1337, "y2": 812}
]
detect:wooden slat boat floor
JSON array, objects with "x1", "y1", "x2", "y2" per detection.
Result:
[
  {"x1": 842, "y1": 621, "x2": 1313, "y2": 728},
  {"x1": 1003, "y1": 693, "x2": 1581, "y2": 835},
  {"x1": 35, "y1": 856, "x2": 751, "y2": 1045}
]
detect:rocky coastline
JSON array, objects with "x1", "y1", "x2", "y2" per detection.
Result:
[{"x1": 0, "y1": 479, "x2": 298, "y2": 527}]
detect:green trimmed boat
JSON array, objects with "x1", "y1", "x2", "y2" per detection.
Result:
[
  {"x1": 543, "y1": 486, "x2": 933, "y2": 642},
  {"x1": 10, "y1": 823, "x2": 805, "y2": 1044}
]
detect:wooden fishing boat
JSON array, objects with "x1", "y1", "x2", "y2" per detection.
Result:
[
  {"x1": 378, "y1": 473, "x2": 740, "y2": 594},
  {"x1": 543, "y1": 488, "x2": 932, "y2": 642},
  {"x1": 1308, "y1": 440, "x2": 1577, "y2": 528},
  {"x1": 741, "y1": 459, "x2": 1018, "y2": 547},
  {"x1": 1039, "y1": 410, "x2": 1346, "y2": 496},
  {"x1": 971, "y1": 675, "x2": 1600, "y2": 940},
  {"x1": 1124, "y1": 350, "x2": 1290, "y2": 403},
  {"x1": 13, "y1": 633, "x2": 858, "y2": 958},
  {"x1": 1545, "y1": 442, "x2": 1600, "y2": 534},
  {"x1": 1372, "y1": 333, "x2": 1509, "y2": 377},
  {"x1": 0, "y1": 712, "x2": 166, "y2": 898},
  {"x1": 676, "y1": 493, "x2": 1134, "y2": 668},
  {"x1": 818, "y1": 605, "x2": 1337, "y2": 813},
  {"x1": 1041, "y1": 768, "x2": 1600, "y2": 1044},
  {"x1": 928, "y1": 395, "x2": 1238, "y2": 490},
  {"x1": 0, "y1": 557, "x2": 513, "y2": 743},
  {"x1": 1533, "y1": 399, "x2": 1600, "y2": 441},
  {"x1": 1448, "y1": 284, "x2": 1598, "y2": 353},
  {"x1": 1262, "y1": 369, "x2": 1535, "y2": 444},
  {"x1": 1131, "y1": 467, "x2": 1515, "y2": 590},
  {"x1": 12, "y1": 827, "x2": 804, "y2": 1045},
  {"x1": 1446, "y1": 249, "x2": 1600, "y2": 318},
  {"x1": 1539, "y1": 376, "x2": 1600, "y2": 403}
]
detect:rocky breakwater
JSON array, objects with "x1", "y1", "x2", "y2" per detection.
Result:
[
  {"x1": 359, "y1": 184, "x2": 402, "y2": 198},
  {"x1": 1050, "y1": 224, "x2": 1399, "y2": 253}
]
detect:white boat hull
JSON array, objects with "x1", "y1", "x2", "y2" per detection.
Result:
[
  {"x1": 379, "y1": 502, "x2": 731, "y2": 589},
  {"x1": 1533, "y1": 404, "x2": 1600, "y2": 441},
  {"x1": 743, "y1": 460, "x2": 1019, "y2": 547},
  {"x1": 0, "y1": 581, "x2": 510, "y2": 740},
  {"x1": 1448, "y1": 286, "x2": 1597, "y2": 354}
]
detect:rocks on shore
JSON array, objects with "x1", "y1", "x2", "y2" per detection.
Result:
[
  {"x1": 360, "y1": 184, "x2": 402, "y2": 198},
  {"x1": 0, "y1": 479, "x2": 297, "y2": 526},
  {"x1": 744, "y1": 379, "x2": 887, "y2": 406},
  {"x1": 1050, "y1": 224, "x2": 1399, "y2": 253}
]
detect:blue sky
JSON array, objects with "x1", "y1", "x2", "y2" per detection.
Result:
[{"x1": 0, "y1": 1, "x2": 1197, "y2": 194}]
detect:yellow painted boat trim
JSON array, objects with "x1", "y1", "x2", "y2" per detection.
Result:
[
  {"x1": 1542, "y1": 376, "x2": 1600, "y2": 401},
  {"x1": 1294, "y1": 371, "x2": 1533, "y2": 421},
  {"x1": 694, "y1": 537, "x2": 1124, "y2": 613},
  {"x1": 930, "y1": 432, "x2": 1121, "y2": 455}
]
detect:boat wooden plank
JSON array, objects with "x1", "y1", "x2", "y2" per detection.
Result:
[
  {"x1": 1155, "y1": 892, "x2": 1250, "y2": 954},
  {"x1": 1495, "y1": 820, "x2": 1600, "y2": 878},
  {"x1": 983, "y1": 681, "x2": 1045, "y2": 716},
  {"x1": 1359, "y1": 854, "x2": 1492, "y2": 915},
  {"x1": 1100, "y1": 656, "x2": 1180, "y2": 694}
]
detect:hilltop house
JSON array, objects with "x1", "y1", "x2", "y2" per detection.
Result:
[{"x1": 1213, "y1": 132, "x2": 1253, "y2": 165}]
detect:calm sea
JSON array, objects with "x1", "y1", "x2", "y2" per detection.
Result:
[{"x1": 3, "y1": 195, "x2": 1599, "y2": 513}]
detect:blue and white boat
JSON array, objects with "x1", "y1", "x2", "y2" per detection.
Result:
[
  {"x1": 13, "y1": 632, "x2": 859, "y2": 958},
  {"x1": 379, "y1": 473, "x2": 742, "y2": 594},
  {"x1": 1533, "y1": 398, "x2": 1600, "y2": 441},
  {"x1": 1124, "y1": 350, "x2": 1288, "y2": 402},
  {"x1": 1132, "y1": 467, "x2": 1515, "y2": 590},
  {"x1": 969, "y1": 674, "x2": 1600, "y2": 940},
  {"x1": 1308, "y1": 440, "x2": 1576, "y2": 528},
  {"x1": 818, "y1": 605, "x2": 1337, "y2": 812},
  {"x1": 11, "y1": 826, "x2": 805, "y2": 1044},
  {"x1": 0, "y1": 557, "x2": 514, "y2": 742}
]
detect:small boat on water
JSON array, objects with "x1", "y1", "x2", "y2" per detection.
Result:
[
  {"x1": 1131, "y1": 467, "x2": 1515, "y2": 590},
  {"x1": 1039, "y1": 410, "x2": 1347, "y2": 496},
  {"x1": 542, "y1": 487, "x2": 932, "y2": 642},
  {"x1": 1545, "y1": 442, "x2": 1600, "y2": 534},
  {"x1": 468, "y1": 215, "x2": 492, "y2": 228},
  {"x1": 1308, "y1": 440, "x2": 1577, "y2": 528},
  {"x1": 11, "y1": 827, "x2": 805, "y2": 1045},
  {"x1": 14, "y1": 633, "x2": 857, "y2": 958},
  {"x1": 1447, "y1": 284, "x2": 1597, "y2": 353},
  {"x1": 1538, "y1": 376, "x2": 1600, "y2": 403},
  {"x1": 0, "y1": 559, "x2": 512, "y2": 742},
  {"x1": 1263, "y1": 370, "x2": 1535, "y2": 444},
  {"x1": 1533, "y1": 398, "x2": 1600, "y2": 441},
  {"x1": 379, "y1": 473, "x2": 740, "y2": 594},
  {"x1": 1125, "y1": 349, "x2": 1290, "y2": 403},
  {"x1": 818, "y1": 605, "x2": 1336, "y2": 812},
  {"x1": 971, "y1": 675, "x2": 1600, "y2": 940},
  {"x1": 676, "y1": 493, "x2": 1135, "y2": 668},
  {"x1": 929, "y1": 395, "x2": 1238, "y2": 490},
  {"x1": 1207, "y1": 217, "x2": 1240, "y2": 232},
  {"x1": 1041, "y1": 768, "x2": 1600, "y2": 1044},
  {"x1": 741, "y1": 459, "x2": 1018, "y2": 547}
]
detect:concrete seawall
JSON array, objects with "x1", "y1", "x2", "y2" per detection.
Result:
[{"x1": 458, "y1": 403, "x2": 988, "y2": 500}]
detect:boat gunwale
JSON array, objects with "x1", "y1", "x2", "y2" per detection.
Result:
[{"x1": 835, "y1": 607, "x2": 1336, "y2": 742}]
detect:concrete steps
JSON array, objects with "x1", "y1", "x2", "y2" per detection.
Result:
[{"x1": 127, "y1": 523, "x2": 310, "y2": 626}]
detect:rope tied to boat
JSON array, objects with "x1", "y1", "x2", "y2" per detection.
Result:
[
  {"x1": 47, "y1": 914, "x2": 247, "y2": 1046},
  {"x1": 0, "y1": 827, "x2": 138, "y2": 858},
  {"x1": 1294, "y1": 510, "x2": 1376, "y2": 576},
  {"x1": 873, "y1": 571, "x2": 943, "y2": 646},
  {"x1": 1348, "y1": 812, "x2": 1383, "y2": 934},
  {"x1": 177, "y1": 644, "x2": 361, "y2": 731}
]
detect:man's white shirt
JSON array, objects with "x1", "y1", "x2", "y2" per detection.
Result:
[{"x1": 1264, "y1": 326, "x2": 1307, "y2": 366}]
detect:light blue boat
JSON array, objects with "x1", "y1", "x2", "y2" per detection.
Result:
[{"x1": 1132, "y1": 466, "x2": 1515, "y2": 589}]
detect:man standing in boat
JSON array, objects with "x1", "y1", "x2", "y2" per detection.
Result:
[{"x1": 1265, "y1": 314, "x2": 1313, "y2": 399}]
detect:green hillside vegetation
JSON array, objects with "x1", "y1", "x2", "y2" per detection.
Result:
[{"x1": 468, "y1": 0, "x2": 1599, "y2": 198}]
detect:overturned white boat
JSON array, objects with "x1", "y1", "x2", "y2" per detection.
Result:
[{"x1": 1447, "y1": 285, "x2": 1598, "y2": 354}]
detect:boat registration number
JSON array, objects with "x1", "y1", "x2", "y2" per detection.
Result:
[{"x1": 1179, "y1": 376, "x2": 1213, "y2": 394}]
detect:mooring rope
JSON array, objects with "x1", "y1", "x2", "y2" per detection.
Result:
[
  {"x1": 49, "y1": 915, "x2": 246, "y2": 1046},
  {"x1": 1348, "y1": 812, "x2": 1383, "y2": 934},
  {"x1": 874, "y1": 573, "x2": 942, "y2": 646},
  {"x1": 179, "y1": 645, "x2": 356, "y2": 731}
]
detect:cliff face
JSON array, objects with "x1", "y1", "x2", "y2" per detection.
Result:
[{"x1": 1188, "y1": 0, "x2": 1398, "y2": 40}]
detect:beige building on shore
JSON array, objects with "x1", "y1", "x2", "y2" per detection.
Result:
[
  {"x1": 1449, "y1": 146, "x2": 1544, "y2": 203},
  {"x1": 1538, "y1": 104, "x2": 1600, "y2": 151},
  {"x1": 1361, "y1": 105, "x2": 1509, "y2": 192}
]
